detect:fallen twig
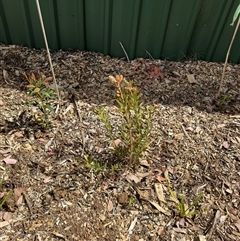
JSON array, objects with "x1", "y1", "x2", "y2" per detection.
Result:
[
  {"x1": 181, "y1": 124, "x2": 192, "y2": 141},
  {"x1": 73, "y1": 97, "x2": 86, "y2": 155},
  {"x1": 205, "y1": 210, "x2": 221, "y2": 238},
  {"x1": 22, "y1": 191, "x2": 33, "y2": 217}
]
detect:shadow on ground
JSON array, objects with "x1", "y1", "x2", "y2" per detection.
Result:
[{"x1": 0, "y1": 47, "x2": 239, "y2": 115}]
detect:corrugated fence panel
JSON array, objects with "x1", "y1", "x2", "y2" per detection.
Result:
[
  {"x1": 188, "y1": 0, "x2": 239, "y2": 63},
  {"x1": 0, "y1": 0, "x2": 239, "y2": 63},
  {"x1": 110, "y1": 0, "x2": 143, "y2": 59},
  {"x1": 53, "y1": 0, "x2": 85, "y2": 49},
  {"x1": 160, "y1": 0, "x2": 203, "y2": 60},
  {"x1": 85, "y1": 0, "x2": 109, "y2": 53}
]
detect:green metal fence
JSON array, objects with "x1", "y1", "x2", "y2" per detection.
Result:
[{"x1": 0, "y1": 0, "x2": 239, "y2": 63}]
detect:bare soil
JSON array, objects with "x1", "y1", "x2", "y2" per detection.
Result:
[{"x1": 0, "y1": 43, "x2": 240, "y2": 241}]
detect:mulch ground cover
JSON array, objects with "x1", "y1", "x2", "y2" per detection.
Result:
[{"x1": 0, "y1": 43, "x2": 239, "y2": 241}]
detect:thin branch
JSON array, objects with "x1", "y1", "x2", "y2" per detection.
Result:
[
  {"x1": 35, "y1": 0, "x2": 60, "y2": 111},
  {"x1": 144, "y1": 49, "x2": 154, "y2": 60},
  {"x1": 217, "y1": 16, "x2": 240, "y2": 98},
  {"x1": 119, "y1": 42, "x2": 130, "y2": 63}
]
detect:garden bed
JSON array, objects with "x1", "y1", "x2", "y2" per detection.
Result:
[{"x1": 0, "y1": 43, "x2": 239, "y2": 240}]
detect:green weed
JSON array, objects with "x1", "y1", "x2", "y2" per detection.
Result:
[
  {"x1": 84, "y1": 155, "x2": 120, "y2": 175},
  {"x1": 129, "y1": 196, "x2": 135, "y2": 205},
  {"x1": 165, "y1": 173, "x2": 203, "y2": 218},
  {"x1": 0, "y1": 169, "x2": 12, "y2": 209},
  {"x1": 23, "y1": 71, "x2": 56, "y2": 128},
  {"x1": 217, "y1": 94, "x2": 233, "y2": 106}
]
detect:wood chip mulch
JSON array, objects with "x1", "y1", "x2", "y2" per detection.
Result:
[{"x1": 0, "y1": 43, "x2": 240, "y2": 241}]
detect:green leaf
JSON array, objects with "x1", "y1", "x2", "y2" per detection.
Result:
[
  {"x1": 45, "y1": 104, "x2": 54, "y2": 112},
  {"x1": 179, "y1": 195, "x2": 186, "y2": 217},
  {"x1": 187, "y1": 193, "x2": 203, "y2": 212},
  {"x1": 0, "y1": 190, "x2": 13, "y2": 209},
  {"x1": 230, "y1": 4, "x2": 240, "y2": 26}
]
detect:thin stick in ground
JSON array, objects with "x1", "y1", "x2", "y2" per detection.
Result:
[
  {"x1": 217, "y1": 16, "x2": 240, "y2": 98},
  {"x1": 35, "y1": 0, "x2": 61, "y2": 111},
  {"x1": 119, "y1": 42, "x2": 130, "y2": 63}
]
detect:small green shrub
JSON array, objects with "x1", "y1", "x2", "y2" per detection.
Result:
[
  {"x1": 23, "y1": 71, "x2": 56, "y2": 128},
  {"x1": 98, "y1": 75, "x2": 153, "y2": 164}
]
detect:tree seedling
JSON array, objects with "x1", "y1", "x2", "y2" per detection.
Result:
[{"x1": 98, "y1": 75, "x2": 153, "y2": 164}]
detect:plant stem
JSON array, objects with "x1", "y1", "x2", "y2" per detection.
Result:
[{"x1": 217, "y1": 16, "x2": 240, "y2": 98}]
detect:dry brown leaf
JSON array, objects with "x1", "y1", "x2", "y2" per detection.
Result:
[
  {"x1": 156, "y1": 176, "x2": 166, "y2": 182},
  {"x1": 14, "y1": 187, "x2": 25, "y2": 197},
  {"x1": 172, "y1": 71, "x2": 181, "y2": 77},
  {"x1": 157, "y1": 227, "x2": 164, "y2": 235},
  {"x1": 125, "y1": 173, "x2": 142, "y2": 183},
  {"x1": 43, "y1": 176, "x2": 53, "y2": 183},
  {"x1": 234, "y1": 219, "x2": 240, "y2": 232},
  {"x1": 38, "y1": 138, "x2": 48, "y2": 143},
  {"x1": 136, "y1": 172, "x2": 151, "y2": 178},
  {"x1": 16, "y1": 195, "x2": 24, "y2": 206},
  {"x1": 0, "y1": 149, "x2": 11, "y2": 154},
  {"x1": 113, "y1": 139, "x2": 121, "y2": 147},
  {"x1": 179, "y1": 218, "x2": 186, "y2": 227},
  {"x1": 222, "y1": 141, "x2": 229, "y2": 149},
  {"x1": 3, "y1": 212, "x2": 12, "y2": 222},
  {"x1": 133, "y1": 186, "x2": 150, "y2": 200},
  {"x1": 174, "y1": 133, "x2": 184, "y2": 140},
  {"x1": 134, "y1": 185, "x2": 170, "y2": 216},
  {"x1": 198, "y1": 235, "x2": 207, "y2": 241},
  {"x1": 107, "y1": 200, "x2": 113, "y2": 212},
  {"x1": 217, "y1": 124, "x2": 226, "y2": 128},
  {"x1": 3, "y1": 69, "x2": 8, "y2": 81},
  {"x1": 154, "y1": 183, "x2": 166, "y2": 203},
  {"x1": 144, "y1": 199, "x2": 171, "y2": 216},
  {"x1": 172, "y1": 227, "x2": 187, "y2": 234},
  {"x1": 187, "y1": 74, "x2": 198, "y2": 84},
  {"x1": 0, "y1": 221, "x2": 10, "y2": 228},
  {"x1": 140, "y1": 159, "x2": 150, "y2": 167},
  {"x1": 3, "y1": 156, "x2": 17, "y2": 165},
  {"x1": 14, "y1": 131, "x2": 24, "y2": 138},
  {"x1": 0, "y1": 192, "x2": 5, "y2": 199}
]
